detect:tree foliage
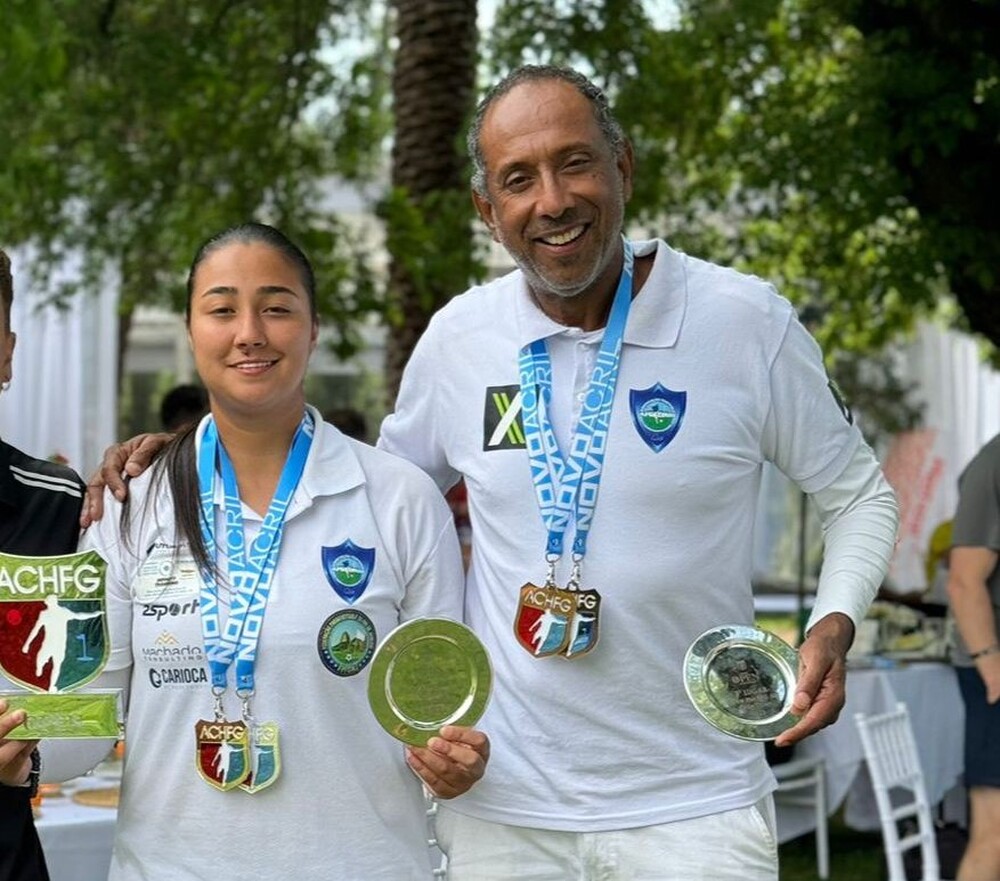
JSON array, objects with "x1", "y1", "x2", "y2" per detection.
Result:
[
  {"x1": 2, "y1": 0, "x2": 997, "y2": 414},
  {"x1": 0, "y1": 0, "x2": 380, "y2": 357}
]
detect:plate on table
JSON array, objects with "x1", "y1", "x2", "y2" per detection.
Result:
[
  {"x1": 684, "y1": 624, "x2": 799, "y2": 741},
  {"x1": 367, "y1": 618, "x2": 492, "y2": 746},
  {"x1": 72, "y1": 786, "x2": 120, "y2": 808}
]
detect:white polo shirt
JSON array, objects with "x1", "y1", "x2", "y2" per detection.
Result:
[
  {"x1": 380, "y1": 239, "x2": 866, "y2": 831},
  {"x1": 81, "y1": 410, "x2": 465, "y2": 880}
]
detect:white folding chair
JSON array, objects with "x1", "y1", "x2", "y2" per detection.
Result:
[
  {"x1": 855, "y1": 702, "x2": 946, "y2": 881},
  {"x1": 772, "y1": 754, "x2": 829, "y2": 879},
  {"x1": 425, "y1": 792, "x2": 448, "y2": 878}
]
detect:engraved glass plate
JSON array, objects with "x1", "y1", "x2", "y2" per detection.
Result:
[
  {"x1": 1, "y1": 689, "x2": 123, "y2": 739},
  {"x1": 683, "y1": 625, "x2": 798, "y2": 741},
  {"x1": 367, "y1": 618, "x2": 493, "y2": 746}
]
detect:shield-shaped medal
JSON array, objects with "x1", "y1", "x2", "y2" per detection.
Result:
[
  {"x1": 629, "y1": 383, "x2": 687, "y2": 453},
  {"x1": 564, "y1": 589, "x2": 601, "y2": 658},
  {"x1": 0, "y1": 550, "x2": 109, "y2": 693},
  {"x1": 514, "y1": 584, "x2": 576, "y2": 658},
  {"x1": 240, "y1": 721, "x2": 281, "y2": 793},
  {"x1": 321, "y1": 541, "x2": 375, "y2": 603},
  {"x1": 195, "y1": 719, "x2": 251, "y2": 791}
]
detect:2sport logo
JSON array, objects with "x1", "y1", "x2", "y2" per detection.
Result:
[{"x1": 483, "y1": 385, "x2": 526, "y2": 451}]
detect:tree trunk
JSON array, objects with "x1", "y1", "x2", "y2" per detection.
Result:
[{"x1": 385, "y1": 0, "x2": 478, "y2": 403}]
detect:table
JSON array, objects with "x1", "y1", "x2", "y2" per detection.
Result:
[
  {"x1": 775, "y1": 661, "x2": 965, "y2": 843},
  {"x1": 36, "y1": 776, "x2": 118, "y2": 881}
]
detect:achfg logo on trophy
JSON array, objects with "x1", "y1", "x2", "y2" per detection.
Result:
[{"x1": 0, "y1": 549, "x2": 122, "y2": 739}]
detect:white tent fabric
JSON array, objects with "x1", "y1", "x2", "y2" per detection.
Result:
[
  {"x1": 0, "y1": 246, "x2": 118, "y2": 476},
  {"x1": 752, "y1": 320, "x2": 1000, "y2": 597},
  {"x1": 884, "y1": 321, "x2": 1000, "y2": 592}
]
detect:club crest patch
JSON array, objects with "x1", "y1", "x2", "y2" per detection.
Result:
[
  {"x1": 483, "y1": 384, "x2": 526, "y2": 451},
  {"x1": 0, "y1": 550, "x2": 109, "y2": 693},
  {"x1": 629, "y1": 383, "x2": 687, "y2": 453},
  {"x1": 317, "y1": 609, "x2": 376, "y2": 677},
  {"x1": 322, "y1": 541, "x2": 374, "y2": 603}
]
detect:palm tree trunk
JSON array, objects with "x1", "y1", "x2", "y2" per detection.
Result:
[{"x1": 385, "y1": 0, "x2": 478, "y2": 402}]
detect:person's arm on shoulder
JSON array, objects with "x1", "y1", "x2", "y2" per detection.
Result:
[
  {"x1": 948, "y1": 546, "x2": 1000, "y2": 703},
  {"x1": 81, "y1": 432, "x2": 173, "y2": 527},
  {"x1": 775, "y1": 443, "x2": 899, "y2": 746}
]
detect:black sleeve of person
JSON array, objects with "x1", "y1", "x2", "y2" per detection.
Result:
[{"x1": 0, "y1": 441, "x2": 85, "y2": 555}]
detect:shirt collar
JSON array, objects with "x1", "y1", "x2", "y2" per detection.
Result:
[
  {"x1": 514, "y1": 238, "x2": 687, "y2": 349},
  {"x1": 195, "y1": 407, "x2": 366, "y2": 520}
]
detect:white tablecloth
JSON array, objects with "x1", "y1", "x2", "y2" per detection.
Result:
[
  {"x1": 775, "y1": 661, "x2": 965, "y2": 843},
  {"x1": 36, "y1": 777, "x2": 117, "y2": 881}
]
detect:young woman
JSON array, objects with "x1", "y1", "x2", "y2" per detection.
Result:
[{"x1": 3, "y1": 225, "x2": 487, "y2": 880}]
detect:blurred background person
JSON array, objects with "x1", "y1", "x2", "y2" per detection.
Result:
[
  {"x1": 158, "y1": 383, "x2": 208, "y2": 433},
  {"x1": 947, "y1": 434, "x2": 1000, "y2": 881},
  {"x1": 323, "y1": 405, "x2": 369, "y2": 442}
]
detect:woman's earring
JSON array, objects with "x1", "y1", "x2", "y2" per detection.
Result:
[{"x1": 0, "y1": 380, "x2": 9, "y2": 393}]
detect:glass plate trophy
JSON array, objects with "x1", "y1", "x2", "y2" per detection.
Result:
[
  {"x1": 367, "y1": 618, "x2": 492, "y2": 746},
  {"x1": 683, "y1": 624, "x2": 799, "y2": 741},
  {"x1": 0, "y1": 550, "x2": 122, "y2": 739}
]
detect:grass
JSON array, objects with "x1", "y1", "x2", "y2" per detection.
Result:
[{"x1": 780, "y1": 812, "x2": 886, "y2": 880}]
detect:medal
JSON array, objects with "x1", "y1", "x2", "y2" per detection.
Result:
[
  {"x1": 194, "y1": 412, "x2": 313, "y2": 790},
  {"x1": 515, "y1": 238, "x2": 634, "y2": 659},
  {"x1": 514, "y1": 569, "x2": 602, "y2": 658},
  {"x1": 240, "y1": 720, "x2": 281, "y2": 793},
  {"x1": 195, "y1": 717, "x2": 250, "y2": 791},
  {"x1": 515, "y1": 583, "x2": 577, "y2": 657},
  {"x1": 564, "y1": 585, "x2": 600, "y2": 658}
]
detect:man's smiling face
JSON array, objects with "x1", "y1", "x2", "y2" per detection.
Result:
[{"x1": 472, "y1": 78, "x2": 633, "y2": 305}]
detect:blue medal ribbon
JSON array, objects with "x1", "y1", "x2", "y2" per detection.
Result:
[
  {"x1": 518, "y1": 238, "x2": 634, "y2": 567},
  {"x1": 196, "y1": 412, "x2": 314, "y2": 694}
]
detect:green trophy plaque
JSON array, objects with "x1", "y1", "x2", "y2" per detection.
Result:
[
  {"x1": 683, "y1": 624, "x2": 799, "y2": 741},
  {"x1": 0, "y1": 550, "x2": 122, "y2": 739},
  {"x1": 367, "y1": 618, "x2": 493, "y2": 746}
]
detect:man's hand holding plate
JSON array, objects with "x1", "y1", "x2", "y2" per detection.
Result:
[{"x1": 773, "y1": 612, "x2": 853, "y2": 747}]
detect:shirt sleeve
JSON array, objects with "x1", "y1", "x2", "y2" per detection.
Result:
[
  {"x1": 78, "y1": 488, "x2": 136, "y2": 676},
  {"x1": 804, "y1": 442, "x2": 900, "y2": 630},
  {"x1": 762, "y1": 315, "x2": 862, "y2": 493},
  {"x1": 952, "y1": 441, "x2": 1000, "y2": 551},
  {"x1": 397, "y1": 477, "x2": 466, "y2": 624},
  {"x1": 377, "y1": 317, "x2": 462, "y2": 493}
]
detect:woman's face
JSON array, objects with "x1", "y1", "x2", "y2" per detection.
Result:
[{"x1": 187, "y1": 241, "x2": 318, "y2": 424}]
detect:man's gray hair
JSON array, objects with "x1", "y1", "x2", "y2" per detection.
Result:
[{"x1": 467, "y1": 65, "x2": 627, "y2": 197}]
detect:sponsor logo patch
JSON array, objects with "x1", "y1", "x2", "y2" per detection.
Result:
[
  {"x1": 483, "y1": 384, "x2": 526, "y2": 451},
  {"x1": 827, "y1": 378, "x2": 854, "y2": 424}
]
